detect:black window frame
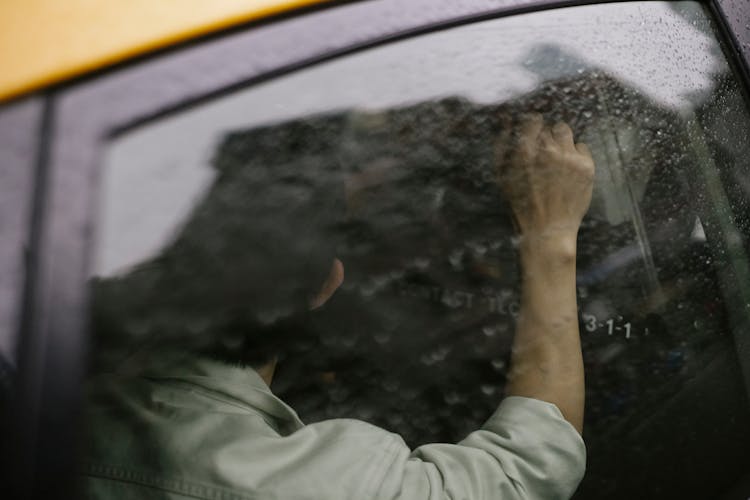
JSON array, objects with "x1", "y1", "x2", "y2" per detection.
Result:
[
  {"x1": 3, "y1": 0, "x2": 750, "y2": 498},
  {"x1": 0, "y1": 97, "x2": 44, "y2": 370},
  {"x1": 0, "y1": 95, "x2": 47, "y2": 498}
]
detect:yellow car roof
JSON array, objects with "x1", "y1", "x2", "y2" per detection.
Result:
[{"x1": 0, "y1": 0, "x2": 328, "y2": 103}]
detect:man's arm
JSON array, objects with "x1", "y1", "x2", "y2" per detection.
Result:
[
  {"x1": 249, "y1": 114, "x2": 592, "y2": 500},
  {"x1": 497, "y1": 113, "x2": 595, "y2": 434}
]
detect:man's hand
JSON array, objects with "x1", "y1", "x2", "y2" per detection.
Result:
[
  {"x1": 495, "y1": 113, "x2": 595, "y2": 435},
  {"x1": 496, "y1": 113, "x2": 594, "y2": 256}
]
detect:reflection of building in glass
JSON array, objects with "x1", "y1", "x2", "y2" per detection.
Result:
[{"x1": 91, "y1": 69, "x2": 750, "y2": 499}]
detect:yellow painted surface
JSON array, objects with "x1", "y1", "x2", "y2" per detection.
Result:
[{"x1": 0, "y1": 0, "x2": 329, "y2": 103}]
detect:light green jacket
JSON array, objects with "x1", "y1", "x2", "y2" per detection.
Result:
[{"x1": 82, "y1": 355, "x2": 585, "y2": 499}]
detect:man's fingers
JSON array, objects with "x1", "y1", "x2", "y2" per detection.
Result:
[
  {"x1": 519, "y1": 113, "x2": 544, "y2": 138},
  {"x1": 575, "y1": 142, "x2": 593, "y2": 159},
  {"x1": 552, "y1": 122, "x2": 575, "y2": 149},
  {"x1": 517, "y1": 113, "x2": 544, "y2": 153},
  {"x1": 538, "y1": 128, "x2": 555, "y2": 149}
]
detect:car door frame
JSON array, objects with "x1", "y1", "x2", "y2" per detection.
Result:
[{"x1": 3, "y1": 0, "x2": 749, "y2": 498}]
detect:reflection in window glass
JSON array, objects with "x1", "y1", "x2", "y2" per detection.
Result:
[{"x1": 86, "y1": 2, "x2": 750, "y2": 498}]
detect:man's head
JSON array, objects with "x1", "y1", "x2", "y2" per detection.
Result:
[{"x1": 92, "y1": 123, "x2": 347, "y2": 370}]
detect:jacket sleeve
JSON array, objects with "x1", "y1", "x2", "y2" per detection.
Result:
[{"x1": 375, "y1": 396, "x2": 586, "y2": 500}]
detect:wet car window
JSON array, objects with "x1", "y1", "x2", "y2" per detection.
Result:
[{"x1": 85, "y1": 2, "x2": 750, "y2": 498}]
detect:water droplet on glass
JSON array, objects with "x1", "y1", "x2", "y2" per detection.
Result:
[
  {"x1": 491, "y1": 359, "x2": 506, "y2": 371},
  {"x1": 374, "y1": 332, "x2": 391, "y2": 344},
  {"x1": 414, "y1": 257, "x2": 430, "y2": 270},
  {"x1": 444, "y1": 391, "x2": 466, "y2": 405}
]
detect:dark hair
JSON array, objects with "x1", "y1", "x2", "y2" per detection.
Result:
[{"x1": 92, "y1": 115, "x2": 346, "y2": 369}]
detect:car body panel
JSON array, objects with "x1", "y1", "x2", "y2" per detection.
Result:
[{"x1": 0, "y1": 0, "x2": 329, "y2": 103}]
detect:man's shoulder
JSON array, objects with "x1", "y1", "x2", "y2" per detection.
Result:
[
  {"x1": 83, "y1": 370, "x2": 405, "y2": 499},
  {"x1": 84, "y1": 393, "x2": 402, "y2": 500}
]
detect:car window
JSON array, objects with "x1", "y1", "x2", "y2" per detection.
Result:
[{"x1": 84, "y1": 2, "x2": 750, "y2": 498}]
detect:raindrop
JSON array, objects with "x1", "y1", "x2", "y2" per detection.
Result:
[
  {"x1": 420, "y1": 354, "x2": 435, "y2": 366},
  {"x1": 414, "y1": 257, "x2": 430, "y2": 270},
  {"x1": 360, "y1": 281, "x2": 377, "y2": 297},
  {"x1": 373, "y1": 274, "x2": 389, "y2": 287},
  {"x1": 387, "y1": 414, "x2": 405, "y2": 426},
  {"x1": 382, "y1": 378, "x2": 400, "y2": 392},
  {"x1": 431, "y1": 346, "x2": 451, "y2": 362},
  {"x1": 449, "y1": 250, "x2": 464, "y2": 269},
  {"x1": 330, "y1": 387, "x2": 350, "y2": 403},
  {"x1": 401, "y1": 387, "x2": 419, "y2": 400},
  {"x1": 444, "y1": 391, "x2": 467, "y2": 405},
  {"x1": 374, "y1": 332, "x2": 391, "y2": 344},
  {"x1": 491, "y1": 359, "x2": 506, "y2": 371},
  {"x1": 467, "y1": 241, "x2": 488, "y2": 256},
  {"x1": 480, "y1": 384, "x2": 496, "y2": 396}
]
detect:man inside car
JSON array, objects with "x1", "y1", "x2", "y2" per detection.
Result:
[{"x1": 84, "y1": 113, "x2": 593, "y2": 500}]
